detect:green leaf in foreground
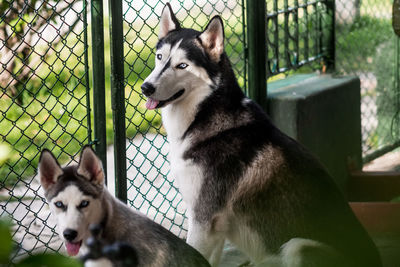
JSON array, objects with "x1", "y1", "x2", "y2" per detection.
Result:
[
  {"x1": 391, "y1": 196, "x2": 400, "y2": 203},
  {"x1": 16, "y1": 254, "x2": 82, "y2": 267},
  {"x1": 0, "y1": 219, "x2": 13, "y2": 264}
]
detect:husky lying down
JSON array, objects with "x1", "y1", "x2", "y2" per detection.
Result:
[
  {"x1": 141, "y1": 3, "x2": 382, "y2": 267},
  {"x1": 38, "y1": 146, "x2": 210, "y2": 267}
]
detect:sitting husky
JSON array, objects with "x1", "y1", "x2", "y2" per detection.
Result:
[
  {"x1": 141, "y1": 3, "x2": 382, "y2": 267},
  {"x1": 38, "y1": 146, "x2": 210, "y2": 267}
]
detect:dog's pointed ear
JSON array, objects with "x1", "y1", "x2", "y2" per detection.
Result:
[
  {"x1": 198, "y1": 16, "x2": 224, "y2": 62},
  {"x1": 159, "y1": 3, "x2": 180, "y2": 39},
  {"x1": 77, "y1": 146, "x2": 104, "y2": 186},
  {"x1": 39, "y1": 149, "x2": 63, "y2": 191}
]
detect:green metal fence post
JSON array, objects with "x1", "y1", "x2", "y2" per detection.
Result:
[
  {"x1": 246, "y1": 0, "x2": 267, "y2": 109},
  {"x1": 91, "y1": 0, "x2": 107, "y2": 182},
  {"x1": 109, "y1": 0, "x2": 127, "y2": 202},
  {"x1": 83, "y1": 0, "x2": 92, "y2": 146},
  {"x1": 326, "y1": 0, "x2": 336, "y2": 70}
]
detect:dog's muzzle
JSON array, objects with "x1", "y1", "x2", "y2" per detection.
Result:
[
  {"x1": 142, "y1": 81, "x2": 185, "y2": 110},
  {"x1": 63, "y1": 228, "x2": 78, "y2": 241},
  {"x1": 141, "y1": 82, "x2": 156, "y2": 97}
]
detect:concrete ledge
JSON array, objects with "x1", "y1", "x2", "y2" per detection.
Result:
[{"x1": 267, "y1": 74, "x2": 362, "y2": 193}]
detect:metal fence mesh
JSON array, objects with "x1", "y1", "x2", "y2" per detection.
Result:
[
  {"x1": 121, "y1": 0, "x2": 246, "y2": 237},
  {"x1": 266, "y1": 0, "x2": 334, "y2": 78},
  {"x1": 0, "y1": 0, "x2": 91, "y2": 259},
  {"x1": 335, "y1": 0, "x2": 399, "y2": 161}
]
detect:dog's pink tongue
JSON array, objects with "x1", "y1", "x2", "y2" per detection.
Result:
[
  {"x1": 145, "y1": 98, "x2": 159, "y2": 110},
  {"x1": 65, "y1": 241, "x2": 81, "y2": 256}
]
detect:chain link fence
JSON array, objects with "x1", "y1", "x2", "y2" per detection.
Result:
[
  {"x1": 266, "y1": 0, "x2": 334, "y2": 78},
  {"x1": 335, "y1": 0, "x2": 399, "y2": 162},
  {"x1": 0, "y1": 0, "x2": 91, "y2": 260}
]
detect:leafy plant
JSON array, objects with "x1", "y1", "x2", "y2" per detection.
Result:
[
  {"x1": 0, "y1": 218, "x2": 81, "y2": 267},
  {"x1": 0, "y1": 219, "x2": 13, "y2": 265}
]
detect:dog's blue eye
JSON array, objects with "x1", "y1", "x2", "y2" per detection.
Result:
[
  {"x1": 156, "y1": 54, "x2": 162, "y2": 60},
  {"x1": 54, "y1": 201, "x2": 64, "y2": 209},
  {"x1": 176, "y1": 63, "x2": 188, "y2": 69},
  {"x1": 78, "y1": 200, "x2": 89, "y2": 209}
]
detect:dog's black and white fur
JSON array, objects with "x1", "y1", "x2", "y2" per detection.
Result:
[
  {"x1": 38, "y1": 146, "x2": 210, "y2": 267},
  {"x1": 141, "y1": 4, "x2": 382, "y2": 267}
]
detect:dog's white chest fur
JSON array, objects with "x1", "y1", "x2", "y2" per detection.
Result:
[
  {"x1": 163, "y1": 113, "x2": 203, "y2": 209},
  {"x1": 162, "y1": 89, "x2": 211, "y2": 210},
  {"x1": 168, "y1": 138, "x2": 203, "y2": 209}
]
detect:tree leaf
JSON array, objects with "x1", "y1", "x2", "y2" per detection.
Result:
[
  {"x1": 0, "y1": 219, "x2": 13, "y2": 264},
  {"x1": 16, "y1": 254, "x2": 82, "y2": 267}
]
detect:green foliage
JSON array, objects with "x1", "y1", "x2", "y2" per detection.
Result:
[
  {"x1": 336, "y1": 14, "x2": 395, "y2": 152},
  {"x1": 375, "y1": 38, "x2": 398, "y2": 148},
  {"x1": 391, "y1": 195, "x2": 400, "y2": 203},
  {"x1": 336, "y1": 16, "x2": 392, "y2": 73},
  {"x1": 0, "y1": 72, "x2": 90, "y2": 186},
  {"x1": 16, "y1": 254, "x2": 82, "y2": 267},
  {"x1": 0, "y1": 143, "x2": 11, "y2": 166},
  {"x1": 0, "y1": 219, "x2": 13, "y2": 264},
  {"x1": 0, "y1": 218, "x2": 81, "y2": 267}
]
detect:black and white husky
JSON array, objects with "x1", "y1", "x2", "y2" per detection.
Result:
[
  {"x1": 38, "y1": 146, "x2": 210, "y2": 267},
  {"x1": 141, "y1": 3, "x2": 382, "y2": 267}
]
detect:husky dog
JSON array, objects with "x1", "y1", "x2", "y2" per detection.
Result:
[
  {"x1": 38, "y1": 146, "x2": 210, "y2": 267},
  {"x1": 141, "y1": 3, "x2": 382, "y2": 267}
]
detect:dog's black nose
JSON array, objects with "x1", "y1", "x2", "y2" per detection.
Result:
[
  {"x1": 63, "y1": 229, "x2": 78, "y2": 241},
  {"x1": 141, "y1": 82, "x2": 156, "y2": 97}
]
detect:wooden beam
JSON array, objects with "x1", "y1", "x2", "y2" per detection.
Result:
[{"x1": 348, "y1": 171, "x2": 400, "y2": 201}]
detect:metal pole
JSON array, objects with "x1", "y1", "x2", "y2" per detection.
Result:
[
  {"x1": 326, "y1": 0, "x2": 336, "y2": 71},
  {"x1": 241, "y1": 0, "x2": 248, "y2": 94},
  {"x1": 91, "y1": 0, "x2": 107, "y2": 183},
  {"x1": 109, "y1": 0, "x2": 127, "y2": 202},
  {"x1": 246, "y1": 0, "x2": 267, "y2": 109},
  {"x1": 83, "y1": 0, "x2": 92, "y2": 146}
]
